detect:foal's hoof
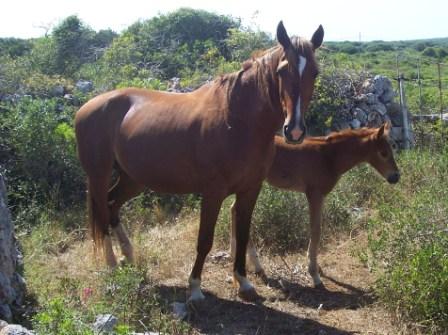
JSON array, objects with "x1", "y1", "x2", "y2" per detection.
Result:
[{"x1": 238, "y1": 288, "x2": 264, "y2": 302}]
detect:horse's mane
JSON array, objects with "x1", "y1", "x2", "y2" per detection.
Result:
[{"x1": 213, "y1": 36, "x2": 318, "y2": 116}]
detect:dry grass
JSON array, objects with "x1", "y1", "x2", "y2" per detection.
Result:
[{"x1": 22, "y1": 209, "x2": 407, "y2": 335}]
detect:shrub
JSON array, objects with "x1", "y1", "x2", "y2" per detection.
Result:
[
  {"x1": 367, "y1": 148, "x2": 448, "y2": 332},
  {"x1": 0, "y1": 97, "x2": 84, "y2": 210}
]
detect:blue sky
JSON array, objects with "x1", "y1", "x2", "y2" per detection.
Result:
[{"x1": 1, "y1": 0, "x2": 447, "y2": 41}]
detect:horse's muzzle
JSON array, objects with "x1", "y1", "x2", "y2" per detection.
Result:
[
  {"x1": 387, "y1": 172, "x2": 400, "y2": 184},
  {"x1": 284, "y1": 124, "x2": 306, "y2": 144}
]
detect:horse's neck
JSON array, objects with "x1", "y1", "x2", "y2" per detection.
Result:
[
  {"x1": 231, "y1": 56, "x2": 283, "y2": 137},
  {"x1": 330, "y1": 136, "x2": 371, "y2": 176}
]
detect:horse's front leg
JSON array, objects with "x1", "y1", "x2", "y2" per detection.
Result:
[
  {"x1": 306, "y1": 190, "x2": 324, "y2": 287},
  {"x1": 188, "y1": 192, "x2": 225, "y2": 302},
  {"x1": 233, "y1": 185, "x2": 263, "y2": 301},
  {"x1": 230, "y1": 201, "x2": 264, "y2": 275}
]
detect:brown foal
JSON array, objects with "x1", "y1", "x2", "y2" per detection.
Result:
[{"x1": 231, "y1": 123, "x2": 400, "y2": 287}]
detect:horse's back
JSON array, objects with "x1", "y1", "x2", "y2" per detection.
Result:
[{"x1": 74, "y1": 86, "x2": 235, "y2": 193}]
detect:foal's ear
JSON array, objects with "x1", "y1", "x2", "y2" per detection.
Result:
[
  {"x1": 277, "y1": 21, "x2": 292, "y2": 50},
  {"x1": 376, "y1": 121, "x2": 391, "y2": 139},
  {"x1": 311, "y1": 25, "x2": 324, "y2": 50}
]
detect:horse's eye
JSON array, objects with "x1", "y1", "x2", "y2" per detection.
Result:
[{"x1": 380, "y1": 150, "x2": 389, "y2": 158}]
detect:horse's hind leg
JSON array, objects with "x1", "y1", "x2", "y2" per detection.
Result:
[
  {"x1": 108, "y1": 171, "x2": 145, "y2": 264},
  {"x1": 306, "y1": 190, "x2": 324, "y2": 287}
]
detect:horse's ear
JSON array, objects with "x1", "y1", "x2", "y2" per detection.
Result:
[
  {"x1": 277, "y1": 21, "x2": 291, "y2": 50},
  {"x1": 277, "y1": 59, "x2": 289, "y2": 73},
  {"x1": 311, "y1": 25, "x2": 324, "y2": 50}
]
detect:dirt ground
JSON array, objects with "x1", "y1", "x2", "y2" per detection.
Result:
[{"x1": 145, "y1": 224, "x2": 402, "y2": 335}]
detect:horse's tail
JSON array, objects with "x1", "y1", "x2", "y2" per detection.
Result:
[{"x1": 86, "y1": 179, "x2": 107, "y2": 252}]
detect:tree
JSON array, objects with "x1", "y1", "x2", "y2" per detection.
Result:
[{"x1": 52, "y1": 15, "x2": 94, "y2": 76}]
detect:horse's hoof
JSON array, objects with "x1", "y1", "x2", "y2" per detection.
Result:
[
  {"x1": 187, "y1": 288, "x2": 206, "y2": 303},
  {"x1": 238, "y1": 288, "x2": 264, "y2": 302}
]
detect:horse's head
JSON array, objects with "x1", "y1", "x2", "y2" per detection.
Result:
[
  {"x1": 367, "y1": 122, "x2": 400, "y2": 184},
  {"x1": 276, "y1": 21, "x2": 323, "y2": 144}
]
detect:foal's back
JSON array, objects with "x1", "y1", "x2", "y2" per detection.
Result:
[{"x1": 267, "y1": 135, "x2": 343, "y2": 195}]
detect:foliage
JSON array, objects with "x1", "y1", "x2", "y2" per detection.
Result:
[
  {"x1": 33, "y1": 298, "x2": 93, "y2": 335},
  {"x1": 0, "y1": 97, "x2": 84, "y2": 209},
  {"x1": 365, "y1": 148, "x2": 448, "y2": 333},
  {"x1": 225, "y1": 27, "x2": 273, "y2": 62},
  {"x1": 0, "y1": 37, "x2": 32, "y2": 57}
]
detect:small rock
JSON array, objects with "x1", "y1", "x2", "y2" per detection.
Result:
[
  {"x1": 76, "y1": 80, "x2": 94, "y2": 94},
  {"x1": 371, "y1": 102, "x2": 387, "y2": 115},
  {"x1": 93, "y1": 314, "x2": 118, "y2": 333},
  {"x1": 389, "y1": 127, "x2": 403, "y2": 141},
  {"x1": 51, "y1": 85, "x2": 65, "y2": 97},
  {"x1": 367, "y1": 111, "x2": 383, "y2": 127},
  {"x1": 210, "y1": 251, "x2": 230, "y2": 262},
  {"x1": 0, "y1": 320, "x2": 8, "y2": 331},
  {"x1": 350, "y1": 118, "x2": 361, "y2": 129},
  {"x1": 361, "y1": 80, "x2": 375, "y2": 94},
  {"x1": 171, "y1": 302, "x2": 188, "y2": 320},
  {"x1": 0, "y1": 305, "x2": 12, "y2": 324},
  {"x1": 365, "y1": 93, "x2": 378, "y2": 105},
  {"x1": 352, "y1": 107, "x2": 367, "y2": 124},
  {"x1": 0, "y1": 324, "x2": 34, "y2": 335}
]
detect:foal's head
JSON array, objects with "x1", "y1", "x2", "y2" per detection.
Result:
[
  {"x1": 276, "y1": 21, "x2": 323, "y2": 143},
  {"x1": 367, "y1": 123, "x2": 400, "y2": 184}
]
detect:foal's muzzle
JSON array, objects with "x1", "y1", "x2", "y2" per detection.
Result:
[
  {"x1": 284, "y1": 124, "x2": 306, "y2": 144},
  {"x1": 387, "y1": 172, "x2": 400, "y2": 184}
]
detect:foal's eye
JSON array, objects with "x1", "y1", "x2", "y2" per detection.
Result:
[{"x1": 380, "y1": 150, "x2": 389, "y2": 158}]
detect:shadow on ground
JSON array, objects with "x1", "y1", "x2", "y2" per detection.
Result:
[
  {"x1": 156, "y1": 284, "x2": 360, "y2": 335},
  {"x1": 259, "y1": 272, "x2": 375, "y2": 311}
]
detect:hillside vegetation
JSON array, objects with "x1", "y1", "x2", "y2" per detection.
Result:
[{"x1": 0, "y1": 8, "x2": 447, "y2": 334}]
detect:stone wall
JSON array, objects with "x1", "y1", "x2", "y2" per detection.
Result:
[{"x1": 333, "y1": 75, "x2": 412, "y2": 148}]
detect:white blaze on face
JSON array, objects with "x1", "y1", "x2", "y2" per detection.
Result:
[
  {"x1": 290, "y1": 55, "x2": 307, "y2": 141},
  {"x1": 298, "y1": 55, "x2": 307, "y2": 77}
]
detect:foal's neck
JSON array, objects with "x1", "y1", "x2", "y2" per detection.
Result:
[{"x1": 330, "y1": 135, "x2": 372, "y2": 177}]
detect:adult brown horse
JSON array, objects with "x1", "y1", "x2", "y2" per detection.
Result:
[
  {"x1": 75, "y1": 21, "x2": 324, "y2": 302},
  {"x1": 230, "y1": 123, "x2": 400, "y2": 287}
]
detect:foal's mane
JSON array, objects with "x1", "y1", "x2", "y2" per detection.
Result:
[{"x1": 306, "y1": 128, "x2": 377, "y2": 144}]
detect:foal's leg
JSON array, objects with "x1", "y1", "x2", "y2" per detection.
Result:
[
  {"x1": 188, "y1": 193, "x2": 225, "y2": 302},
  {"x1": 108, "y1": 172, "x2": 145, "y2": 264},
  {"x1": 233, "y1": 185, "x2": 262, "y2": 301},
  {"x1": 305, "y1": 190, "x2": 324, "y2": 287},
  {"x1": 230, "y1": 201, "x2": 264, "y2": 275}
]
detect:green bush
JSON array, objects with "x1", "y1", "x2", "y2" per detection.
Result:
[
  {"x1": 0, "y1": 97, "x2": 84, "y2": 210},
  {"x1": 366, "y1": 148, "x2": 448, "y2": 332}
]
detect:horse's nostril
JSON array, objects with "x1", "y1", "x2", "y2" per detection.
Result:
[{"x1": 387, "y1": 172, "x2": 400, "y2": 184}]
